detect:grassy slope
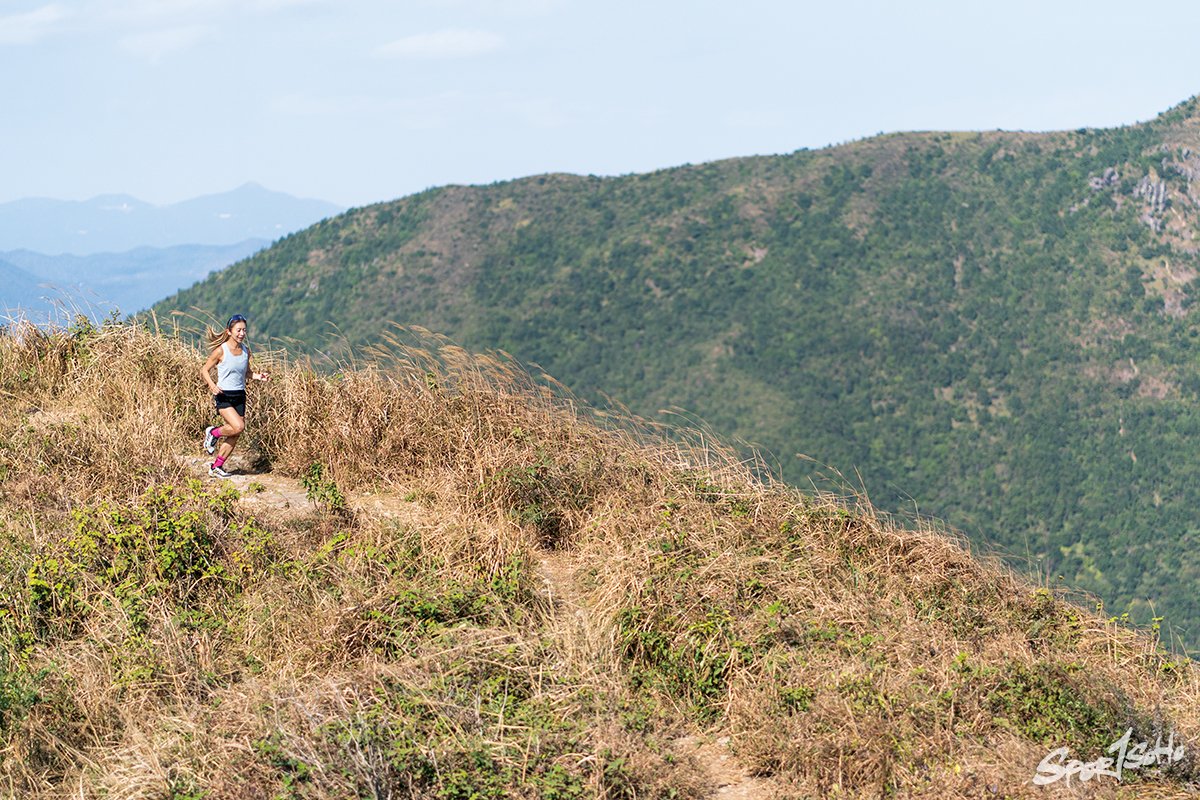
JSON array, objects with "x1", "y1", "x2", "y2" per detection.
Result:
[
  {"x1": 1, "y1": 320, "x2": 1198, "y2": 798},
  {"x1": 150, "y1": 97, "x2": 1200, "y2": 647}
]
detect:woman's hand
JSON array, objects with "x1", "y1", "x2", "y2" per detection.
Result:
[{"x1": 253, "y1": 371, "x2": 271, "y2": 382}]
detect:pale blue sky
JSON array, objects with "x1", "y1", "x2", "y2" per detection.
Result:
[{"x1": 2, "y1": 0, "x2": 1198, "y2": 209}]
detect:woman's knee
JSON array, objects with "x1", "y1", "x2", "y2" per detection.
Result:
[{"x1": 225, "y1": 418, "x2": 246, "y2": 436}]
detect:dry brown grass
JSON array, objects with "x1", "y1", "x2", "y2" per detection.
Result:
[{"x1": 0, "y1": 316, "x2": 1198, "y2": 798}]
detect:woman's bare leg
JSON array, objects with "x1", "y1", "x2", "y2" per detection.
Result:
[{"x1": 216, "y1": 406, "x2": 246, "y2": 459}]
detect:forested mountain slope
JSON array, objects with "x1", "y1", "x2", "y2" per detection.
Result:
[{"x1": 155, "y1": 95, "x2": 1200, "y2": 648}]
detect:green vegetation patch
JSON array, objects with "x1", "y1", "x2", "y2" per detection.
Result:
[
  {"x1": 361, "y1": 568, "x2": 528, "y2": 651},
  {"x1": 300, "y1": 461, "x2": 348, "y2": 516},
  {"x1": 617, "y1": 603, "x2": 753, "y2": 720},
  {"x1": 14, "y1": 480, "x2": 277, "y2": 644},
  {"x1": 477, "y1": 451, "x2": 595, "y2": 547},
  {"x1": 247, "y1": 634, "x2": 675, "y2": 799},
  {"x1": 952, "y1": 653, "x2": 1136, "y2": 751}
]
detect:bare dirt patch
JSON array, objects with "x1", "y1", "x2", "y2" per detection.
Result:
[
  {"x1": 674, "y1": 735, "x2": 777, "y2": 799},
  {"x1": 176, "y1": 453, "x2": 423, "y2": 526}
]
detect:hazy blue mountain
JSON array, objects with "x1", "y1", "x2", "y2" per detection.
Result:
[
  {"x1": 0, "y1": 240, "x2": 268, "y2": 319},
  {"x1": 0, "y1": 183, "x2": 343, "y2": 255},
  {"x1": 0, "y1": 259, "x2": 47, "y2": 316}
]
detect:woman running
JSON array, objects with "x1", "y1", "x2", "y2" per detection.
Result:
[{"x1": 200, "y1": 314, "x2": 269, "y2": 477}]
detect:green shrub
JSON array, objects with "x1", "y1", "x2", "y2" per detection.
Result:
[{"x1": 301, "y1": 462, "x2": 347, "y2": 515}]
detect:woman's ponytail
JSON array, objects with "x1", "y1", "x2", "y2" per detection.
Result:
[{"x1": 206, "y1": 326, "x2": 230, "y2": 352}]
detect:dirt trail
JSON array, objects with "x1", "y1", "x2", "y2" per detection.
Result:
[
  {"x1": 673, "y1": 735, "x2": 777, "y2": 799},
  {"x1": 178, "y1": 454, "x2": 313, "y2": 517},
  {"x1": 176, "y1": 452, "x2": 422, "y2": 526}
]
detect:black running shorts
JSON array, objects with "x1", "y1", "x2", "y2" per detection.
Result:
[{"x1": 214, "y1": 390, "x2": 246, "y2": 417}]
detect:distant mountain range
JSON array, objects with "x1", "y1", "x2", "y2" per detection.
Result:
[
  {"x1": 0, "y1": 183, "x2": 343, "y2": 256},
  {"x1": 0, "y1": 241, "x2": 269, "y2": 319},
  {"x1": 0, "y1": 184, "x2": 343, "y2": 319}
]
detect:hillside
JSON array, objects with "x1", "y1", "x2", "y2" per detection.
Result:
[
  {"x1": 1, "y1": 319, "x2": 1199, "y2": 798},
  {"x1": 153, "y1": 95, "x2": 1200, "y2": 648}
]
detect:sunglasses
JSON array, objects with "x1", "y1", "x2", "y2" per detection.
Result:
[{"x1": 227, "y1": 314, "x2": 247, "y2": 328}]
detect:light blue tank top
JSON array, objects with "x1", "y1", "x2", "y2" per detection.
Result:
[{"x1": 217, "y1": 341, "x2": 249, "y2": 391}]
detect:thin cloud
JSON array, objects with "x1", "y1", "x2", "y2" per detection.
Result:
[
  {"x1": 375, "y1": 28, "x2": 504, "y2": 60},
  {"x1": 119, "y1": 25, "x2": 212, "y2": 61},
  {"x1": 103, "y1": 0, "x2": 328, "y2": 26},
  {"x1": 249, "y1": 0, "x2": 330, "y2": 9},
  {"x1": 270, "y1": 91, "x2": 463, "y2": 130},
  {"x1": 104, "y1": 0, "x2": 217, "y2": 24},
  {"x1": 723, "y1": 109, "x2": 788, "y2": 130},
  {"x1": 417, "y1": 0, "x2": 561, "y2": 13},
  {"x1": 498, "y1": 94, "x2": 569, "y2": 128},
  {"x1": 270, "y1": 93, "x2": 382, "y2": 117},
  {"x1": 0, "y1": 4, "x2": 69, "y2": 45}
]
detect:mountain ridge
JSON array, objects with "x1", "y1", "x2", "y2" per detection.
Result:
[{"x1": 152, "y1": 95, "x2": 1200, "y2": 647}]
